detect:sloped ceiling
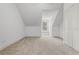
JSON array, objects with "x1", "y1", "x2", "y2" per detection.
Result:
[
  {"x1": 16, "y1": 3, "x2": 41, "y2": 26},
  {"x1": 16, "y1": 3, "x2": 63, "y2": 26}
]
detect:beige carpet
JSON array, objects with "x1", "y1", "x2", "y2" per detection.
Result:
[{"x1": 0, "y1": 37, "x2": 79, "y2": 55}]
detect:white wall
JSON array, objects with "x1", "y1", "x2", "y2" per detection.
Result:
[
  {"x1": 25, "y1": 26, "x2": 41, "y2": 37},
  {"x1": 52, "y1": 4, "x2": 63, "y2": 39},
  {"x1": 49, "y1": 11, "x2": 58, "y2": 37},
  {"x1": 64, "y1": 3, "x2": 79, "y2": 51},
  {"x1": 63, "y1": 3, "x2": 75, "y2": 47},
  {"x1": 16, "y1": 3, "x2": 42, "y2": 37},
  {"x1": 0, "y1": 4, "x2": 25, "y2": 50}
]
